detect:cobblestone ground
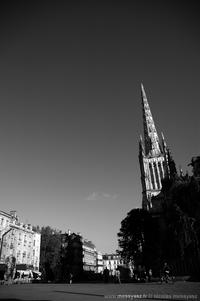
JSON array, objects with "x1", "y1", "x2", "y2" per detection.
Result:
[{"x1": 0, "y1": 282, "x2": 200, "y2": 301}]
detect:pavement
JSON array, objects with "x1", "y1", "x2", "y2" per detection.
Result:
[{"x1": 0, "y1": 281, "x2": 200, "y2": 301}]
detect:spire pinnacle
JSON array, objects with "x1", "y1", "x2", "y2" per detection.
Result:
[
  {"x1": 141, "y1": 84, "x2": 161, "y2": 156},
  {"x1": 161, "y1": 132, "x2": 167, "y2": 149},
  {"x1": 161, "y1": 132, "x2": 165, "y2": 140},
  {"x1": 139, "y1": 135, "x2": 145, "y2": 154},
  {"x1": 141, "y1": 83, "x2": 147, "y2": 100}
]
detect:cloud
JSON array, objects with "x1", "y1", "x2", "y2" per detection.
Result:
[
  {"x1": 102, "y1": 193, "x2": 118, "y2": 200},
  {"x1": 85, "y1": 192, "x2": 100, "y2": 201},
  {"x1": 85, "y1": 192, "x2": 118, "y2": 201}
]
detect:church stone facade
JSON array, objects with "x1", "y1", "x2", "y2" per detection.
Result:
[{"x1": 139, "y1": 84, "x2": 170, "y2": 211}]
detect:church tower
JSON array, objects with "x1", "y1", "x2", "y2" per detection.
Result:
[{"x1": 139, "y1": 84, "x2": 169, "y2": 210}]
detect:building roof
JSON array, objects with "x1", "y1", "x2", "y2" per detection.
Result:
[{"x1": 83, "y1": 240, "x2": 95, "y2": 249}]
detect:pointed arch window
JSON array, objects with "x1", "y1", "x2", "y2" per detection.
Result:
[
  {"x1": 149, "y1": 163, "x2": 155, "y2": 189},
  {"x1": 162, "y1": 161, "x2": 166, "y2": 177},
  {"x1": 154, "y1": 162, "x2": 160, "y2": 189},
  {"x1": 158, "y1": 162, "x2": 164, "y2": 180}
]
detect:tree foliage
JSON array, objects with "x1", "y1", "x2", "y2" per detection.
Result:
[
  {"x1": 162, "y1": 175, "x2": 200, "y2": 263},
  {"x1": 39, "y1": 227, "x2": 84, "y2": 282},
  {"x1": 39, "y1": 226, "x2": 62, "y2": 281},
  {"x1": 118, "y1": 208, "x2": 160, "y2": 269},
  {"x1": 118, "y1": 172, "x2": 200, "y2": 277}
]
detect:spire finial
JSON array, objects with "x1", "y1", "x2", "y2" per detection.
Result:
[{"x1": 141, "y1": 83, "x2": 146, "y2": 99}]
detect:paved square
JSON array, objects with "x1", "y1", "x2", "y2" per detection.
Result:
[{"x1": 0, "y1": 282, "x2": 200, "y2": 301}]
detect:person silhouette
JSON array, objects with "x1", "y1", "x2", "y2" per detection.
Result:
[
  {"x1": 103, "y1": 268, "x2": 109, "y2": 283},
  {"x1": 116, "y1": 269, "x2": 121, "y2": 284},
  {"x1": 69, "y1": 273, "x2": 73, "y2": 284}
]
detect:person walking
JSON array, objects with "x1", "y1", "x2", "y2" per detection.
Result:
[
  {"x1": 103, "y1": 268, "x2": 109, "y2": 283},
  {"x1": 116, "y1": 269, "x2": 121, "y2": 284},
  {"x1": 148, "y1": 269, "x2": 152, "y2": 282},
  {"x1": 69, "y1": 273, "x2": 73, "y2": 284},
  {"x1": 161, "y1": 262, "x2": 170, "y2": 283}
]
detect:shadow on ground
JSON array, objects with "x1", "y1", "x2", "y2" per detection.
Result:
[
  {"x1": 0, "y1": 299, "x2": 50, "y2": 301},
  {"x1": 53, "y1": 290, "x2": 103, "y2": 297}
]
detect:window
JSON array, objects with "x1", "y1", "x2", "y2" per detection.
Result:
[
  {"x1": 154, "y1": 162, "x2": 160, "y2": 189},
  {"x1": 158, "y1": 162, "x2": 164, "y2": 180},
  {"x1": 149, "y1": 163, "x2": 155, "y2": 189}
]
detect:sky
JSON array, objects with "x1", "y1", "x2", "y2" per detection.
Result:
[{"x1": 0, "y1": 1, "x2": 199, "y2": 253}]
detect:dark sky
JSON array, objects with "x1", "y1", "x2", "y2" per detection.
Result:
[{"x1": 0, "y1": 1, "x2": 199, "y2": 253}]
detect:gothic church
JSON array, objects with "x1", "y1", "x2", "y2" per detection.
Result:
[{"x1": 139, "y1": 84, "x2": 171, "y2": 211}]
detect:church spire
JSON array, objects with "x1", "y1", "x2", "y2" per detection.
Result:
[
  {"x1": 141, "y1": 83, "x2": 161, "y2": 156},
  {"x1": 139, "y1": 135, "x2": 145, "y2": 155}
]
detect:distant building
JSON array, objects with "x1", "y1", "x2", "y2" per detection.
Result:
[
  {"x1": 0, "y1": 210, "x2": 41, "y2": 271},
  {"x1": 103, "y1": 254, "x2": 123, "y2": 276},
  {"x1": 60, "y1": 232, "x2": 101, "y2": 277},
  {"x1": 82, "y1": 239, "x2": 96, "y2": 272}
]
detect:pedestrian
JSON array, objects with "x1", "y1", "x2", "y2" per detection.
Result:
[
  {"x1": 116, "y1": 269, "x2": 121, "y2": 284},
  {"x1": 69, "y1": 273, "x2": 73, "y2": 284},
  {"x1": 148, "y1": 269, "x2": 152, "y2": 282},
  {"x1": 103, "y1": 268, "x2": 109, "y2": 283},
  {"x1": 161, "y1": 262, "x2": 170, "y2": 283}
]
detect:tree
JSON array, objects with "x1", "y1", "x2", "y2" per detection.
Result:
[
  {"x1": 39, "y1": 226, "x2": 62, "y2": 281},
  {"x1": 60, "y1": 233, "x2": 83, "y2": 282},
  {"x1": 160, "y1": 171, "x2": 200, "y2": 278},
  {"x1": 118, "y1": 208, "x2": 160, "y2": 271}
]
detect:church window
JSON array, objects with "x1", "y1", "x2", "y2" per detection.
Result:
[
  {"x1": 158, "y1": 162, "x2": 164, "y2": 179},
  {"x1": 162, "y1": 162, "x2": 166, "y2": 177},
  {"x1": 149, "y1": 163, "x2": 155, "y2": 189},
  {"x1": 154, "y1": 162, "x2": 160, "y2": 189}
]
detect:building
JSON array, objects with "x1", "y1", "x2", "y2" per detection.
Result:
[
  {"x1": 139, "y1": 84, "x2": 171, "y2": 211},
  {"x1": 103, "y1": 254, "x2": 123, "y2": 276},
  {"x1": 82, "y1": 239, "x2": 97, "y2": 272},
  {"x1": 0, "y1": 210, "x2": 41, "y2": 271},
  {"x1": 96, "y1": 251, "x2": 103, "y2": 273},
  {"x1": 60, "y1": 232, "x2": 101, "y2": 277}
]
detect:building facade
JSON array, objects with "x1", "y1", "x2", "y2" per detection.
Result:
[
  {"x1": 103, "y1": 254, "x2": 123, "y2": 276},
  {"x1": 82, "y1": 239, "x2": 97, "y2": 272},
  {"x1": 96, "y1": 251, "x2": 103, "y2": 273},
  {"x1": 61, "y1": 232, "x2": 102, "y2": 277},
  {"x1": 139, "y1": 84, "x2": 171, "y2": 210},
  {"x1": 0, "y1": 210, "x2": 41, "y2": 271}
]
